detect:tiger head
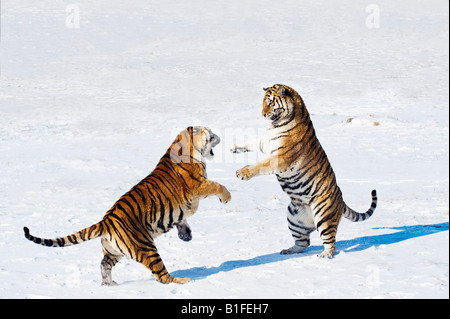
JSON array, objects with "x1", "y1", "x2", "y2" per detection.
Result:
[
  {"x1": 170, "y1": 126, "x2": 221, "y2": 164},
  {"x1": 262, "y1": 84, "x2": 296, "y2": 124},
  {"x1": 191, "y1": 126, "x2": 221, "y2": 160}
]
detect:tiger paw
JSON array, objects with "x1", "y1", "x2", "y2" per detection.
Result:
[
  {"x1": 173, "y1": 277, "x2": 191, "y2": 284},
  {"x1": 176, "y1": 222, "x2": 192, "y2": 242},
  {"x1": 101, "y1": 280, "x2": 118, "y2": 286},
  {"x1": 169, "y1": 276, "x2": 191, "y2": 284},
  {"x1": 178, "y1": 231, "x2": 192, "y2": 242},
  {"x1": 230, "y1": 144, "x2": 248, "y2": 153},
  {"x1": 316, "y1": 250, "x2": 334, "y2": 259},
  {"x1": 236, "y1": 166, "x2": 253, "y2": 181},
  {"x1": 280, "y1": 245, "x2": 307, "y2": 255},
  {"x1": 158, "y1": 275, "x2": 191, "y2": 285},
  {"x1": 219, "y1": 188, "x2": 232, "y2": 204}
]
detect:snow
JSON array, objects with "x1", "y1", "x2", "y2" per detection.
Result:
[{"x1": 0, "y1": 0, "x2": 448, "y2": 299}]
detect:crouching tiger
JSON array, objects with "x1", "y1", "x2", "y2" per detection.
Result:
[
  {"x1": 231, "y1": 84, "x2": 377, "y2": 258},
  {"x1": 24, "y1": 126, "x2": 231, "y2": 285}
]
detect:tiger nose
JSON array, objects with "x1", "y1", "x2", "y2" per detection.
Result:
[{"x1": 211, "y1": 134, "x2": 220, "y2": 145}]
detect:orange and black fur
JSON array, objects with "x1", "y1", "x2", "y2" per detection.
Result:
[
  {"x1": 24, "y1": 126, "x2": 231, "y2": 285},
  {"x1": 231, "y1": 84, "x2": 377, "y2": 258}
]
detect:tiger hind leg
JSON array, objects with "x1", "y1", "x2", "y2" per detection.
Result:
[
  {"x1": 124, "y1": 232, "x2": 191, "y2": 284},
  {"x1": 100, "y1": 239, "x2": 123, "y2": 286},
  {"x1": 316, "y1": 223, "x2": 337, "y2": 259},
  {"x1": 138, "y1": 248, "x2": 191, "y2": 284},
  {"x1": 281, "y1": 202, "x2": 315, "y2": 255},
  {"x1": 312, "y1": 200, "x2": 340, "y2": 259},
  {"x1": 101, "y1": 253, "x2": 122, "y2": 286}
]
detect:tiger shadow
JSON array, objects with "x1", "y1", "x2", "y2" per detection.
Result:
[{"x1": 171, "y1": 222, "x2": 449, "y2": 280}]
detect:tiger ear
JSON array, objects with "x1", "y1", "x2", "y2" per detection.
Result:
[
  {"x1": 192, "y1": 127, "x2": 202, "y2": 135},
  {"x1": 278, "y1": 86, "x2": 292, "y2": 97},
  {"x1": 263, "y1": 87, "x2": 270, "y2": 92},
  {"x1": 187, "y1": 126, "x2": 200, "y2": 136}
]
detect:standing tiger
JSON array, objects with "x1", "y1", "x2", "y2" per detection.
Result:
[
  {"x1": 24, "y1": 126, "x2": 231, "y2": 285},
  {"x1": 231, "y1": 84, "x2": 377, "y2": 258}
]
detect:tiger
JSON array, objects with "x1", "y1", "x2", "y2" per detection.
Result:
[
  {"x1": 24, "y1": 126, "x2": 231, "y2": 285},
  {"x1": 231, "y1": 84, "x2": 377, "y2": 258}
]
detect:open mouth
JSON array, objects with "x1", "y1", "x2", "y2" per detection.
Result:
[
  {"x1": 270, "y1": 114, "x2": 280, "y2": 121},
  {"x1": 210, "y1": 149, "x2": 214, "y2": 156}
]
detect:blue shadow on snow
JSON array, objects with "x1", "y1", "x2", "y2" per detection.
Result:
[{"x1": 171, "y1": 222, "x2": 448, "y2": 280}]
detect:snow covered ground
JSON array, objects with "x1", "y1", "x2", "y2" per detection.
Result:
[{"x1": 0, "y1": 0, "x2": 448, "y2": 299}]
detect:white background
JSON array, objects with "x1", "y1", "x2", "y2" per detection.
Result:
[{"x1": 0, "y1": 0, "x2": 448, "y2": 298}]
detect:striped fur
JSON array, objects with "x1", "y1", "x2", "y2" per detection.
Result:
[
  {"x1": 232, "y1": 84, "x2": 377, "y2": 258},
  {"x1": 24, "y1": 126, "x2": 231, "y2": 285}
]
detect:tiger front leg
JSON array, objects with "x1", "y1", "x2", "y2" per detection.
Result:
[
  {"x1": 236, "y1": 155, "x2": 286, "y2": 181},
  {"x1": 196, "y1": 180, "x2": 231, "y2": 204},
  {"x1": 176, "y1": 220, "x2": 192, "y2": 242}
]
